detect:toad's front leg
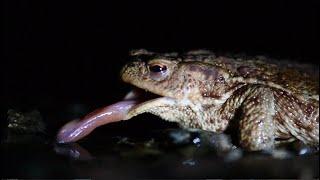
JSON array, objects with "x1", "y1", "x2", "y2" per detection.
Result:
[{"x1": 239, "y1": 86, "x2": 276, "y2": 151}]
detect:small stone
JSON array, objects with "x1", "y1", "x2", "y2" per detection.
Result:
[
  {"x1": 224, "y1": 148, "x2": 243, "y2": 162},
  {"x1": 182, "y1": 158, "x2": 196, "y2": 166}
]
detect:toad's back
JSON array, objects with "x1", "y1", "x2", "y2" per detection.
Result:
[{"x1": 183, "y1": 53, "x2": 319, "y2": 98}]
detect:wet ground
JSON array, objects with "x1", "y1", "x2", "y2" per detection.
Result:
[{"x1": 1, "y1": 108, "x2": 319, "y2": 179}]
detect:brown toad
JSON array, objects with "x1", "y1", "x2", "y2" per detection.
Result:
[{"x1": 57, "y1": 49, "x2": 319, "y2": 151}]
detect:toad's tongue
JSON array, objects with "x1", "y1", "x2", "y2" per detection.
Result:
[{"x1": 56, "y1": 100, "x2": 139, "y2": 143}]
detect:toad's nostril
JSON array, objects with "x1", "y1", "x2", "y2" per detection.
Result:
[{"x1": 125, "y1": 62, "x2": 135, "y2": 68}]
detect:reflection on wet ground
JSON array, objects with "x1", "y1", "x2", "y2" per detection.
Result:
[
  {"x1": 1, "y1": 129, "x2": 318, "y2": 178},
  {"x1": 1, "y1": 109, "x2": 319, "y2": 178}
]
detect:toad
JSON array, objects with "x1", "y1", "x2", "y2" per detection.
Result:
[{"x1": 57, "y1": 49, "x2": 319, "y2": 151}]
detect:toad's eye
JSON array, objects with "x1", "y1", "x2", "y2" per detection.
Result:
[
  {"x1": 148, "y1": 64, "x2": 168, "y2": 81},
  {"x1": 149, "y1": 64, "x2": 167, "y2": 73}
]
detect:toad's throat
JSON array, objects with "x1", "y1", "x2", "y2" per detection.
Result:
[{"x1": 56, "y1": 88, "x2": 173, "y2": 143}]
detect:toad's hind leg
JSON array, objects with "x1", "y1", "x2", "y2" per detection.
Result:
[{"x1": 239, "y1": 86, "x2": 276, "y2": 151}]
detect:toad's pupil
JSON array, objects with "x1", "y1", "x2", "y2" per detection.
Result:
[{"x1": 150, "y1": 65, "x2": 167, "y2": 73}]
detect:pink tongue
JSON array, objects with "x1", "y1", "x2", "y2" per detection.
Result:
[{"x1": 56, "y1": 100, "x2": 138, "y2": 143}]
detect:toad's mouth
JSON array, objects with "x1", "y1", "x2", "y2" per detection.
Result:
[{"x1": 56, "y1": 88, "x2": 173, "y2": 143}]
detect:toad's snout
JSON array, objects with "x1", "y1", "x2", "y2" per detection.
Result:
[{"x1": 121, "y1": 61, "x2": 146, "y2": 83}]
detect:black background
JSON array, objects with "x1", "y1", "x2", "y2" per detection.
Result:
[{"x1": 3, "y1": 0, "x2": 319, "y2": 115}]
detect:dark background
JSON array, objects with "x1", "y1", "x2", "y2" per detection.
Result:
[{"x1": 2, "y1": 1, "x2": 319, "y2": 126}]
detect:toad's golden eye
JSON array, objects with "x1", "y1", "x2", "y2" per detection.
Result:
[{"x1": 148, "y1": 64, "x2": 168, "y2": 81}]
